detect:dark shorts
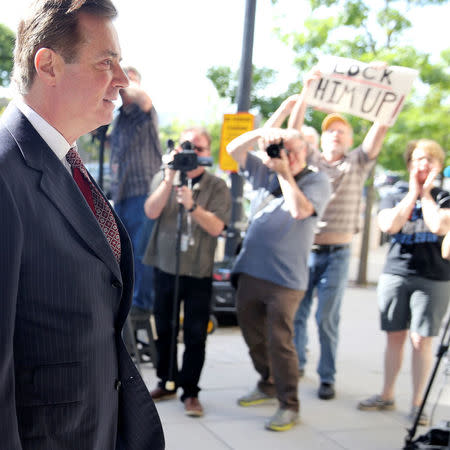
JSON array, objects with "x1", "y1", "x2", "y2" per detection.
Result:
[{"x1": 377, "y1": 273, "x2": 449, "y2": 336}]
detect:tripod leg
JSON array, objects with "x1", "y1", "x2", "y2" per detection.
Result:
[
  {"x1": 166, "y1": 204, "x2": 184, "y2": 391},
  {"x1": 404, "y1": 313, "x2": 450, "y2": 447}
]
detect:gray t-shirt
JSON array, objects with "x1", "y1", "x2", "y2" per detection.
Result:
[{"x1": 232, "y1": 153, "x2": 331, "y2": 291}]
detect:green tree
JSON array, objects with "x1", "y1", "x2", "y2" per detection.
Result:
[
  {"x1": 207, "y1": 65, "x2": 285, "y2": 120},
  {"x1": 0, "y1": 23, "x2": 15, "y2": 88},
  {"x1": 208, "y1": 0, "x2": 450, "y2": 172},
  {"x1": 277, "y1": 0, "x2": 449, "y2": 172},
  {"x1": 275, "y1": 0, "x2": 449, "y2": 285},
  {"x1": 209, "y1": 0, "x2": 449, "y2": 283}
]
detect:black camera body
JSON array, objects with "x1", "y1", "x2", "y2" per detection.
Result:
[
  {"x1": 169, "y1": 150, "x2": 199, "y2": 172},
  {"x1": 167, "y1": 141, "x2": 213, "y2": 172},
  {"x1": 266, "y1": 139, "x2": 284, "y2": 158}
]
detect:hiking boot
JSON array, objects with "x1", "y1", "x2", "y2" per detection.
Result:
[
  {"x1": 237, "y1": 387, "x2": 276, "y2": 406},
  {"x1": 410, "y1": 406, "x2": 429, "y2": 426},
  {"x1": 265, "y1": 408, "x2": 299, "y2": 431},
  {"x1": 357, "y1": 394, "x2": 395, "y2": 411}
]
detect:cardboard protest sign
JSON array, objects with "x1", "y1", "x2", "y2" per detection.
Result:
[{"x1": 305, "y1": 56, "x2": 418, "y2": 126}]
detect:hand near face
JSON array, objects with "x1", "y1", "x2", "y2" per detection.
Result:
[
  {"x1": 409, "y1": 146, "x2": 442, "y2": 198},
  {"x1": 422, "y1": 168, "x2": 439, "y2": 197},
  {"x1": 162, "y1": 150, "x2": 177, "y2": 182},
  {"x1": 408, "y1": 166, "x2": 423, "y2": 198},
  {"x1": 260, "y1": 128, "x2": 284, "y2": 148},
  {"x1": 264, "y1": 149, "x2": 291, "y2": 179}
]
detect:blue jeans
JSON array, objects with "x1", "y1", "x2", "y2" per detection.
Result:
[
  {"x1": 293, "y1": 246, "x2": 350, "y2": 384},
  {"x1": 114, "y1": 195, "x2": 155, "y2": 311}
]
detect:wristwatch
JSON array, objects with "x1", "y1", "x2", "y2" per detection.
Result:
[{"x1": 188, "y1": 202, "x2": 197, "y2": 213}]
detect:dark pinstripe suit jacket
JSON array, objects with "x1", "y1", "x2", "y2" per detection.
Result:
[{"x1": 0, "y1": 104, "x2": 165, "y2": 450}]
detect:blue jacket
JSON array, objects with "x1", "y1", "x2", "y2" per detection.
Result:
[{"x1": 0, "y1": 104, "x2": 164, "y2": 450}]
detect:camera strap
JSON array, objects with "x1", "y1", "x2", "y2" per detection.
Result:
[{"x1": 182, "y1": 179, "x2": 196, "y2": 251}]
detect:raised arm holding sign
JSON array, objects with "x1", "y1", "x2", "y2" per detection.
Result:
[{"x1": 305, "y1": 56, "x2": 418, "y2": 126}]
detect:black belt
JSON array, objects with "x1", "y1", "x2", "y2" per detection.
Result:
[{"x1": 311, "y1": 244, "x2": 349, "y2": 254}]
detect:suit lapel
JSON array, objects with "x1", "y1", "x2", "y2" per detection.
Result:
[{"x1": 2, "y1": 104, "x2": 123, "y2": 281}]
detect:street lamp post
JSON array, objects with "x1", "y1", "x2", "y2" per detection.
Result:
[{"x1": 224, "y1": 0, "x2": 256, "y2": 259}]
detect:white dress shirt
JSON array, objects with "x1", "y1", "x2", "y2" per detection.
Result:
[{"x1": 14, "y1": 97, "x2": 75, "y2": 172}]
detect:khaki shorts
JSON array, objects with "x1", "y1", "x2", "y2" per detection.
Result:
[{"x1": 378, "y1": 273, "x2": 450, "y2": 336}]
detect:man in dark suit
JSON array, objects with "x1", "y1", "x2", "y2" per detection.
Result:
[{"x1": 0, "y1": 1, "x2": 164, "y2": 449}]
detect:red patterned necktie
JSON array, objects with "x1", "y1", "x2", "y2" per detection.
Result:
[{"x1": 66, "y1": 147, "x2": 121, "y2": 263}]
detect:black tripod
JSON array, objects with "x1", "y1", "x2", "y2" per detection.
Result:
[
  {"x1": 404, "y1": 313, "x2": 450, "y2": 449},
  {"x1": 165, "y1": 171, "x2": 189, "y2": 391}
]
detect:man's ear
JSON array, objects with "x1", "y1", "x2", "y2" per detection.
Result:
[{"x1": 34, "y1": 48, "x2": 60, "y2": 86}]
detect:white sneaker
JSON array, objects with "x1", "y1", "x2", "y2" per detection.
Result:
[
  {"x1": 237, "y1": 387, "x2": 276, "y2": 407},
  {"x1": 265, "y1": 408, "x2": 299, "y2": 431}
]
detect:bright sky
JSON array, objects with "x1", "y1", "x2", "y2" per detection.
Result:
[{"x1": 2, "y1": 0, "x2": 449, "y2": 126}]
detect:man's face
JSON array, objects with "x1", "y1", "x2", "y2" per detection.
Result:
[
  {"x1": 180, "y1": 131, "x2": 211, "y2": 178},
  {"x1": 410, "y1": 146, "x2": 442, "y2": 184},
  {"x1": 320, "y1": 121, "x2": 353, "y2": 163},
  {"x1": 55, "y1": 12, "x2": 128, "y2": 139},
  {"x1": 284, "y1": 137, "x2": 307, "y2": 176},
  {"x1": 181, "y1": 131, "x2": 211, "y2": 158}
]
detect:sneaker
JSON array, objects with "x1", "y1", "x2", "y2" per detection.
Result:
[
  {"x1": 318, "y1": 382, "x2": 335, "y2": 400},
  {"x1": 410, "y1": 406, "x2": 429, "y2": 427},
  {"x1": 357, "y1": 394, "x2": 395, "y2": 411},
  {"x1": 265, "y1": 408, "x2": 299, "y2": 431},
  {"x1": 184, "y1": 397, "x2": 204, "y2": 417},
  {"x1": 237, "y1": 387, "x2": 276, "y2": 406},
  {"x1": 150, "y1": 386, "x2": 177, "y2": 402}
]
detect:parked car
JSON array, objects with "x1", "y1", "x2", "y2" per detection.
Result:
[
  {"x1": 374, "y1": 170, "x2": 401, "y2": 189},
  {"x1": 211, "y1": 259, "x2": 236, "y2": 315},
  {"x1": 374, "y1": 170, "x2": 403, "y2": 200}
]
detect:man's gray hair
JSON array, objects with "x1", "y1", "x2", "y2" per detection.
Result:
[{"x1": 282, "y1": 128, "x2": 305, "y2": 143}]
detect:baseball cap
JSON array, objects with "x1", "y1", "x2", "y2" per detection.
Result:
[{"x1": 321, "y1": 113, "x2": 352, "y2": 132}]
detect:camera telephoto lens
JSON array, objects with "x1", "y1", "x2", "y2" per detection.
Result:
[{"x1": 266, "y1": 141, "x2": 283, "y2": 158}]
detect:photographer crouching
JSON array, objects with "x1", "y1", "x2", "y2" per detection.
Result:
[
  {"x1": 227, "y1": 128, "x2": 331, "y2": 431},
  {"x1": 143, "y1": 127, "x2": 231, "y2": 417}
]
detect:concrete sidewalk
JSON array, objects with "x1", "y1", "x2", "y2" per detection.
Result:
[{"x1": 140, "y1": 245, "x2": 450, "y2": 449}]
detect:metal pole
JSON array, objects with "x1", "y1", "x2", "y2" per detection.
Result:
[
  {"x1": 225, "y1": 0, "x2": 256, "y2": 259},
  {"x1": 356, "y1": 167, "x2": 375, "y2": 285},
  {"x1": 237, "y1": 0, "x2": 256, "y2": 113}
]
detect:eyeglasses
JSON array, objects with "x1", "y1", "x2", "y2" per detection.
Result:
[
  {"x1": 411, "y1": 156, "x2": 436, "y2": 164},
  {"x1": 179, "y1": 141, "x2": 210, "y2": 153},
  {"x1": 285, "y1": 144, "x2": 306, "y2": 156},
  {"x1": 192, "y1": 145, "x2": 209, "y2": 153}
]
